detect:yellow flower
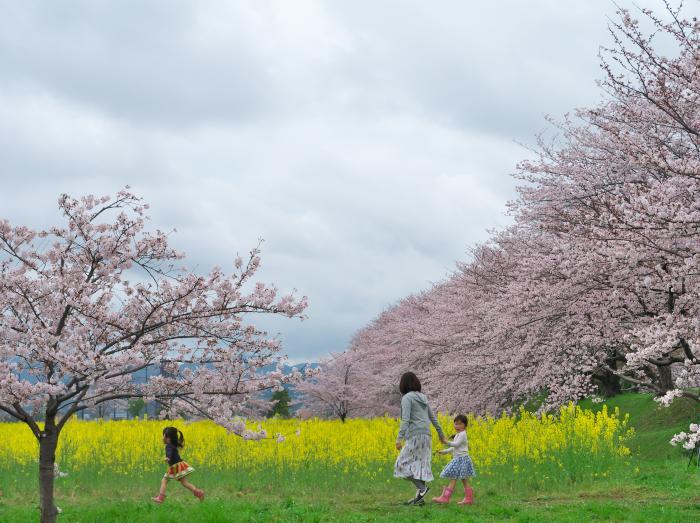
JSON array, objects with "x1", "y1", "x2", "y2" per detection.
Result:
[{"x1": 0, "y1": 403, "x2": 631, "y2": 479}]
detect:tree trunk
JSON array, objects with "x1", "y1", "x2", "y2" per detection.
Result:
[
  {"x1": 593, "y1": 361, "x2": 622, "y2": 397},
  {"x1": 657, "y1": 365, "x2": 674, "y2": 392},
  {"x1": 39, "y1": 419, "x2": 59, "y2": 523},
  {"x1": 595, "y1": 369, "x2": 622, "y2": 397}
]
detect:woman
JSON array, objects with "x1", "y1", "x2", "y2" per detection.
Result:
[{"x1": 393, "y1": 371, "x2": 446, "y2": 506}]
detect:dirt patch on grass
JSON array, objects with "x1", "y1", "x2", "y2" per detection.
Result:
[{"x1": 526, "y1": 485, "x2": 656, "y2": 505}]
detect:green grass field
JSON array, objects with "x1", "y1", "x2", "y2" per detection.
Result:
[{"x1": 1, "y1": 394, "x2": 698, "y2": 522}]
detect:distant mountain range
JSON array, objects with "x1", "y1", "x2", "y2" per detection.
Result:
[
  {"x1": 128, "y1": 361, "x2": 319, "y2": 383},
  {"x1": 12, "y1": 360, "x2": 318, "y2": 418}
]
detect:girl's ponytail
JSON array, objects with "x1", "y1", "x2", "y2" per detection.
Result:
[{"x1": 163, "y1": 426, "x2": 185, "y2": 448}]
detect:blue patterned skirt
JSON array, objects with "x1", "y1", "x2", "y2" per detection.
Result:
[{"x1": 440, "y1": 455, "x2": 476, "y2": 479}]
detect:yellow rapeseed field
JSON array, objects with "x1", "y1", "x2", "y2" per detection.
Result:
[{"x1": 0, "y1": 404, "x2": 631, "y2": 478}]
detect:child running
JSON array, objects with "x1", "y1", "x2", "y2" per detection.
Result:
[
  {"x1": 152, "y1": 426, "x2": 205, "y2": 503},
  {"x1": 393, "y1": 371, "x2": 447, "y2": 506},
  {"x1": 432, "y1": 414, "x2": 476, "y2": 505}
]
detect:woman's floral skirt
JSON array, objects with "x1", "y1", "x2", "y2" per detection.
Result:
[{"x1": 393, "y1": 434, "x2": 434, "y2": 482}]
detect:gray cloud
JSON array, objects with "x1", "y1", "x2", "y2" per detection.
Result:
[
  {"x1": 0, "y1": 1, "x2": 274, "y2": 125},
  {"x1": 0, "y1": 0, "x2": 682, "y2": 360}
]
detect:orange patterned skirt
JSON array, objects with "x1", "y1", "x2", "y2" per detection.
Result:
[{"x1": 164, "y1": 461, "x2": 195, "y2": 480}]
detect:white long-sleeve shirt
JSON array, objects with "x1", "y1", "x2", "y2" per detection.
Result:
[{"x1": 439, "y1": 430, "x2": 469, "y2": 458}]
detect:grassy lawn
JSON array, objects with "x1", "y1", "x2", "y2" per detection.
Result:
[{"x1": 1, "y1": 394, "x2": 698, "y2": 522}]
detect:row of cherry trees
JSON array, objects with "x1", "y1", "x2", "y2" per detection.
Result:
[{"x1": 302, "y1": 5, "x2": 700, "y2": 424}]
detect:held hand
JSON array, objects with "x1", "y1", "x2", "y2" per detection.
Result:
[
  {"x1": 163, "y1": 457, "x2": 169, "y2": 462},
  {"x1": 395, "y1": 441, "x2": 403, "y2": 451},
  {"x1": 440, "y1": 436, "x2": 448, "y2": 445}
]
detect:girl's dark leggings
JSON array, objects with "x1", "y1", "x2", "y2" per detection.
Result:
[{"x1": 411, "y1": 478, "x2": 426, "y2": 491}]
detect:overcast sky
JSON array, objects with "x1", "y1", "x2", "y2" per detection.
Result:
[{"x1": 0, "y1": 1, "x2": 679, "y2": 361}]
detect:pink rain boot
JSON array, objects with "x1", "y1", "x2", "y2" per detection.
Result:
[
  {"x1": 432, "y1": 486, "x2": 454, "y2": 504},
  {"x1": 457, "y1": 487, "x2": 474, "y2": 505},
  {"x1": 193, "y1": 488, "x2": 205, "y2": 501},
  {"x1": 151, "y1": 493, "x2": 166, "y2": 504}
]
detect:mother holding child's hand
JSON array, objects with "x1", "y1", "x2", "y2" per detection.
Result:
[{"x1": 393, "y1": 371, "x2": 447, "y2": 506}]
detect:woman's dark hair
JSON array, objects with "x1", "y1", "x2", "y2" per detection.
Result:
[
  {"x1": 454, "y1": 414, "x2": 468, "y2": 427},
  {"x1": 399, "y1": 372, "x2": 422, "y2": 395},
  {"x1": 163, "y1": 426, "x2": 185, "y2": 448}
]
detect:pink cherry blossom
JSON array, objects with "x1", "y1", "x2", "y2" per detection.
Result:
[
  {"x1": 0, "y1": 189, "x2": 307, "y2": 521},
  {"x1": 333, "y1": 5, "x2": 700, "y2": 433}
]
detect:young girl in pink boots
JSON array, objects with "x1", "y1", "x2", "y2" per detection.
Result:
[
  {"x1": 152, "y1": 427, "x2": 205, "y2": 503},
  {"x1": 432, "y1": 414, "x2": 476, "y2": 505}
]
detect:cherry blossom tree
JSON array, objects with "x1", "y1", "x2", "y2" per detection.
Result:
[
  {"x1": 514, "y1": 3, "x2": 700, "y2": 406},
  {"x1": 0, "y1": 190, "x2": 307, "y2": 523},
  {"x1": 340, "y1": 279, "x2": 501, "y2": 415},
  {"x1": 297, "y1": 351, "x2": 365, "y2": 421},
  {"x1": 344, "y1": 4, "x2": 700, "y2": 429}
]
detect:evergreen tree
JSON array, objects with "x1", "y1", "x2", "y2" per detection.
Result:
[{"x1": 268, "y1": 388, "x2": 291, "y2": 418}]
